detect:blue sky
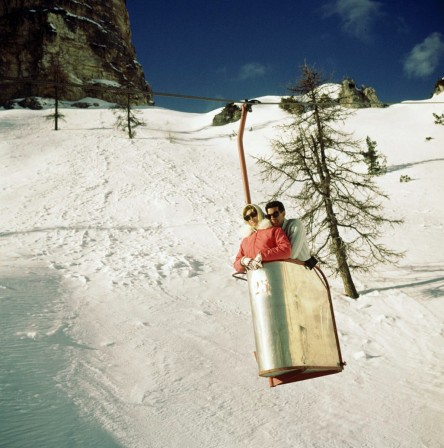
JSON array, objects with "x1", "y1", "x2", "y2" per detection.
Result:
[{"x1": 126, "y1": 0, "x2": 444, "y2": 112}]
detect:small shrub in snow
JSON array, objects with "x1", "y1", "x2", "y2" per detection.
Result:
[
  {"x1": 167, "y1": 132, "x2": 176, "y2": 143},
  {"x1": 433, "y1": 112, "x2": 444, "y2": 126},
  {"x1": 400, "y1": 174, "x2": 412, "y2": 183}
]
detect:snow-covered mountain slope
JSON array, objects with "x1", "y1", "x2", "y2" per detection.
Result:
[{"x1": 1, "y1": 98, "x2": 443, "y2": 447}]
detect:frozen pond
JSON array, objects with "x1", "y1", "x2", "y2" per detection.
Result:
[{"x1": 0, "y1": 268, "x2": 121, "y2": 448}]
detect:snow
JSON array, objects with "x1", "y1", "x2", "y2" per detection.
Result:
[
  {"x1": 89, "y1": 79, "x2": 121, "y2": 87},
  {"x1": 315, "y1": 82, "x2": 343, "y2": 99},
  {"x1": 65, "y1": 12, "x2": 107, "y2": 33},
  {"x1": 1, "y1": 94, "x2": 444, "y2": 447}
]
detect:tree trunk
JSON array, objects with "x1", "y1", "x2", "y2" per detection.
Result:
[
  {"x1": 324, "y1": 195, "x2": 360, "y2": 299},
  {"x1": 333, "y1": 237, "x2": 359, "y2": 299},
  {"x1": 54, "y1": 83, "x2": 59, "y2": 131},
  {"x1": 313, "y1": 99, "x2": 360, "y2": 299},
  {"x1": 126, "y1": 93, "x2": 130, "y2": 138}
]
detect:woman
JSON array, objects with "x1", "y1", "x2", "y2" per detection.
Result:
[{"x1": 234, "y1": 204, "x2": 291, "y2": 272}]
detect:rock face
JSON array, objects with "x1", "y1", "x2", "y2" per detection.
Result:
[
  {"x1": 434, "y1": 78, "x2": 444, "y2": 96},
  {"x1": 0, "y1": 0, "x2": 153, "y2": 105},
  {"x1": 212, "y1": 103, "x2": 242, "y2": 126},
  {"x1": 339, "y1": 79, "x2": 385, "y2": 108}
]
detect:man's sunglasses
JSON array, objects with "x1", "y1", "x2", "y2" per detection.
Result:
[
  {"x1": 244, "y1": 210, "x2": 258, "y2": 221},
  {"x1": 265, "y1": 211, "x2": 282, "y2": 219}
]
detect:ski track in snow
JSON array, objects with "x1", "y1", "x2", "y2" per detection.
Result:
[{"x1": 1, "y1": 102, "x2": 444, "y2": 448}]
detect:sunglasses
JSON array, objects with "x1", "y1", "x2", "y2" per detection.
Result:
[
  {"x1": 244, "y1": 210, "x2": 258, "y2": 221},
  {"x1": 265, "y1": 211, "x2": 282, "y2": 219}
]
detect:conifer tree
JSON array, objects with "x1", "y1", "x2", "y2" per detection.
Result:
[
  {"x1": 257, "y1": 64, "x2": 403, "y2": 298},
  {"x1": 362, "y1": 136, "x2": 387, "y2": 176},
  {"x1": 46, "y1": 55, "x2": 67, "y2": 130},
  {"x1": 113, "y1": 91, "x2": 145, "y2": 139}
]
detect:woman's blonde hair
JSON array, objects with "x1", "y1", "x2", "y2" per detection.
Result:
[{"x1": 242, "y1": 204, "x2": 265, "y2": 223}]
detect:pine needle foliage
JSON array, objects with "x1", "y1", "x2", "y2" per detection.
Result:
[
  {"x1": 362, "y1": 136, "x2": 387, "y2": 176},
  {"x1": 113, "y1": 92, "x2": 145, "y2": 139},
  {"x1": 256, "y1": 64, "x2": 404, "y2": 298},
  {"x1": 46, "y1": 54, "x2": 68, "y2": 130},
  {"x1": 433, "y1": 112, "x2": 444, "y2": 126}
]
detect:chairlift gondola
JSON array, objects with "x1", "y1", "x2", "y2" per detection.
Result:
[{"x1": 233, "y1": 102, "x2": 345, "y2": 387}]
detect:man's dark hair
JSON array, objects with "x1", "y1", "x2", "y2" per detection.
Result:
[{"x1": 265, "y1": 200, "x2": 285, "y2": 212}]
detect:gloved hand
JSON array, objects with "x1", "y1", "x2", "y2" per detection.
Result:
[
  {"x1": 249, "y1": 253, "x2": 263, "y2": 270},
  {"x1": 241, "y1": 253, "x2": 262, "y2": 270},
  {"x1": 241, "y1": 257, "x2": 252, "y2": 269}
]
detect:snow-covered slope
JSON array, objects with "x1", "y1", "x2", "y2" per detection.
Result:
[{"x1": 1, "y1": 97, "x2": 443, "y2": 447}]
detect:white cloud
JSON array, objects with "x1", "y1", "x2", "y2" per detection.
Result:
[
  {"x1": 323, "y1": 0, "x2": 383, "y2": 40},
  {"x1": 404, "y1": 32, "x2": 444, "y2": 78},
  {"x1": 238, "y1": 63, "x2": 267, "y2": 81}
]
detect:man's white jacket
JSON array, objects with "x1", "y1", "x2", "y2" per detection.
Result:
[{"x1": 282, "y1": 218, "x2": 311, "y2": 261}]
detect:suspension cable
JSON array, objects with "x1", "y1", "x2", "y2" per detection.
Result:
[
  {"x1": 1, "y1": 76, "x2": 443, "y2": 106},
  {"x1": 152, "y1": 91, "x2": 444, "y2": 106}
]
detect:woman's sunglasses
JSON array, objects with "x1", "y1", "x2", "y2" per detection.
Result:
[
  {"x1": 244, "y1": 210, "x2": 258, "y2": 221},
  {"x1": 265, "y1": 211, "x2": 281, "y2": 219}
]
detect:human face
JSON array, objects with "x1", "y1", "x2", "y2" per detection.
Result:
[
  {"x1": 266, "y1": 207, "x2": 285, "y2": 227},
  {"x1": 244, "y1": 209, "x2": 259, "y2": 227}
]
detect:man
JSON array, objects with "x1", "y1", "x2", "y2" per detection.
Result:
[{"x1": 265, "y1": 200, "x2": 316, "y2": 267}]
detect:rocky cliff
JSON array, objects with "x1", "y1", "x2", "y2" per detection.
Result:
[
  {"x1": 0, "y1": 0, "x2": 153, "y2": 105},
  {"x1": 434, "y1": 78, "x2": 444, "y2": 96},
  {"x1": 339, "y1": 79, "x2": 385, "y2": 108}
]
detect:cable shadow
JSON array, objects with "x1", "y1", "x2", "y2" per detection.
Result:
[
  {"x1": 60, "y1": 127, "x2": 114, "y2": 131},
  {"x1": 360, "y1": 275, "x2": 444, "y2": 298},
  {"x1": 387, "y1": 158, "x2": 444, "y2": 173},
  {"x1": 0, "y1": 225, "x2": 157, "y2": 238}
]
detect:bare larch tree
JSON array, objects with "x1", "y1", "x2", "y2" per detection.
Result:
[{"x1": 257, "y1": 64, "x2": 403, "y2": 298}]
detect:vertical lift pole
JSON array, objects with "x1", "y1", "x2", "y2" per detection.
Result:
[{"x1": 237, "y1": 103, "x2": 252, "y2": 205}]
